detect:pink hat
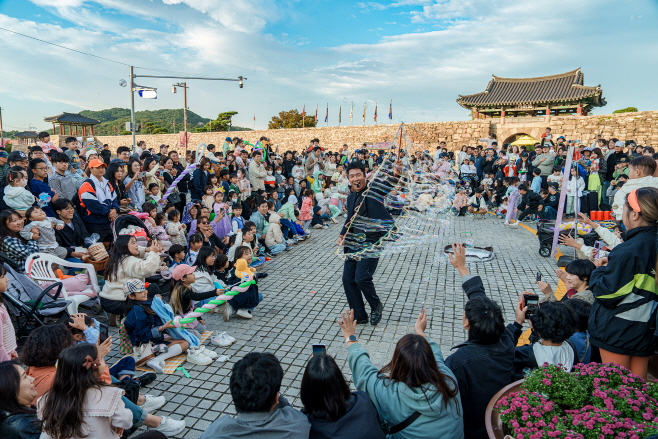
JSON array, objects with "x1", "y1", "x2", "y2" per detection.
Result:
[{"x1": 171, "y1": 264, "x2": 195, "y2": 281}]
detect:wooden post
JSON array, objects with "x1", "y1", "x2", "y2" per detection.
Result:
[
  {"x1": 59, "y1": 124, "x2": 63, "y2": 135},
  {"x1": 545, "y1": 106, "x2": 550, "y2": 116},
  {"x1": 75, "y1": 125, "x2": 78, "y2": 136},
  {"x1": 474, "y1": 109, "x2": 479, "y2": 119},
  {"x1": 52, "y1": 123, "x2": 55, "y2": 134},
  {"x1": 577, "y1": 102, "x2": 582, "y2": 116},
  {"x1": 90, "y1": 125, "x2": 94, "y2": 136}
]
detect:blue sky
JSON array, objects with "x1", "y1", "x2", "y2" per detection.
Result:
[{"x1": 1, "y1": 0, "x2": 657, "y2": 131}]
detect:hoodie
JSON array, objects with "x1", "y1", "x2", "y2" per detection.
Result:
[
  {"x1": 348, "y1": 341, "x2": 463, "y2": 439},
  {"x1": 265, "y1": 213, "x2": 284, "y2": 247},
  {"x1": 3, "y1": 185, "x2": 36, "y2": 211}
]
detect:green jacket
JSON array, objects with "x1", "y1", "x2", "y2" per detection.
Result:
[
  {"x1": 0, "y1": 163, "x2": 8, "y2": 183},
  {"x1": 277, "y1": 202, "x2": 297, "y2": 222},
  {"x1": 348, "y1": 340, "x2": 463, "y2": 439}
]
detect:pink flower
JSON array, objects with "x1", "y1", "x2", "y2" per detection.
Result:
[{"x1": 542, "y1": 379, "x2": 552, "y2": 385}]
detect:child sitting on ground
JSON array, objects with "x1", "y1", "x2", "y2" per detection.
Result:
[
  {"x1": 168, "y1": 244, "x2": 186, "y2": 269},
  {"x1": 512, "y1": 301, "x2": 577, "y2": 380},
  {"x1": 467, "y1": 187, "x2": 487, "y2": 216},
  {"x1": 265, "y1": 213, "x2": 290, "y2": 256},
  {"x1": 311, "y1": 203, "x2": 328, "y2": 229},
  {"x1": 4, "y1": 169, "x2": 36, "y2": 212},
  {"x1": 185, "y1": 233, "x2": 204, "y2": 265},
  {"x1": 169, "y1": 264, "x2": 234, "y2": 347},
  {"x1": 234, "y1": 246, "x2": 256, "y2": 281},
  {"x1": 145, "y1": 183, "x2": 162, "y2": 212},
  {"x1": 452, "y1": 187, "x2": 469, "y2": 216},
  {"x1": 20, "y1": 206, "x2": 69, "y2": 259},
  {"x1": 563, "y1": 299, "x2": 593, "y2": 364},
  {"x1": 315, "y1": 192, "x2": 339, "y2": 223},
  {"x1": 166, "y1": 209, "x2": 187, "y2": 247}
]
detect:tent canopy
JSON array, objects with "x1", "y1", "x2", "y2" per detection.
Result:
[{"x1": 510, "y1": 135, "x2": 538, "y2": 146}]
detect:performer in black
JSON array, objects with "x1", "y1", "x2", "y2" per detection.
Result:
[{"x1": 337, "y1": 161, "x2": 393, "y2": 325}]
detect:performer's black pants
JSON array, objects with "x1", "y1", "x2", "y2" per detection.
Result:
[{"x1": 342, "y1": 257, "x2": 380, "y2": 319}]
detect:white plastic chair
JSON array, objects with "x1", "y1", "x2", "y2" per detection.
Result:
[{"x1": 25, "y1": 253, "x2": 101, "y2": 315}]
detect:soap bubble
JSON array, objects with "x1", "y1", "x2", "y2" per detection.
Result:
[
  {"x1": 343, "y1": 97, "x2": 348, "y2": 103},
  {"x1": 465, "y1": 239, "x2": 474, "y2": 247}
]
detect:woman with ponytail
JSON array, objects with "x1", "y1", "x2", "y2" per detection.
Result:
[{"x1": 588, "y1": 187, "x2": 658, "y2": 379}]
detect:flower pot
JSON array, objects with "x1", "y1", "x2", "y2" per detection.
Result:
[{"x1": 485, "y1": 379, "x2": 524, "y2": 439}]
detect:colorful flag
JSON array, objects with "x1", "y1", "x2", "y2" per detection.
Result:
[
  {"x1": 315, "y1": 105, "x2": 318, "y2": 123},
  {"x1": 363, "y1": 102, "x2": 366, "y2": 123},
  {"x1": 389, "y1": 99, "x2": 392, "y2": 120},
  {"x1": 339, "y1": 105, "x2": 342, "y2": 124},
  {"x1": 374, "y1": 101, "x2": 378, "y2": 123},
  {"x1": 302, "y1": 105, "x2": 305, "y2": 118},
  {"x1": 325, "y1": 103, "x2": 328, "y2": 123}
]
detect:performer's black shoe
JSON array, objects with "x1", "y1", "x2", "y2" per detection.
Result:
[
  {"x1": 370, "y1": 302, "x2": 383, "y2": 326},
  {"x1": 256, "y1": 273, "x2": 268, "y2": 279},
  {"x1": 355, "y1": 315, "x2": 369, "y2": 324}
]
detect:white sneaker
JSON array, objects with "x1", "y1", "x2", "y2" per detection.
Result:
[
  {"x1": 223, "y1": 302, "x2": 233, "y2": 322},
  {"x1": 151, "y1": 416, "x2": 186, "y2": 436},
  {"x1": 211, "y1": 332, "x2": 234, "y2": 347},
  {"x1": 323, "y1": 225, "x2": 329, "y2": 229},
  {"x1": 223, "y1": 332, "x2": 236, "y2": 343},
  {"x1": 343, "y1": 213, "x2": 347, "y2": 217},
  {"x1": 141, "y1": 394, "x2": 165, "y2": 413},
  {"x1": 236, "y1": 309, "x2": 253, "y2": 319},
  {"x1": 331, "y1": 217, "x2": 338, "y2": 223},
  {"x1": 146, "y1": 358, "x2": 165, "y2": 374},
  {"x1": 187, "y1": 350, "x2": 213, "y2": 365},
  {"x1": 313, "y1": 224, "x2": 323, "y2": 229},
  {"x1": 196, "y1": 346, "x2": 218, "y2": 358}
]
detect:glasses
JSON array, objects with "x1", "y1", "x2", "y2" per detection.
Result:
[
  {"x1": 64, "y1": 206, "x2": 75, "y2": 211},
  {"x1": 35, "y1": 167, "x2": 47, "y2": 171},
  {"x1": 199, "y1": 221, "x2": 209, "y2": 225}
]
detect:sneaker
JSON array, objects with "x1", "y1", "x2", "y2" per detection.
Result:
[
  {"x1": 285, "y1": 246, "x2": 292, "y2": 251},
  {"x1": 187, "y1": 350, "x2": 213, "y2": 366},
  {"x1": 256, "y1": 272, "x2": 268, "y2": 279},
  {"x1": 236, "y1": 309, "x2": 253, "y2": 319},
  {"x1": 151, "y1": 416, "x2": 186, "y2": 436},
  {"x1": 196, "y1": 346, "x2": 218, "y2": 359},
  {"x1": 223, "y1": 332, "x2": 236, "y2": 343},
  {"x1": 323, "y1": 225, "x2": 329, "y2": 229},
  {"x1": 141, "y1": 394, "x2": 166, "y2": 413},
  {"x1": 223, "y1": 302, "x2": 233, "y2": 322},
  {"x1": 135, "y1": 372, "x2": 157, "y2": 387},
  {"x1": 343, "y1": 213, "x2": 347, "y2": 217},
  {"x1": 313, "y1": 224, "x2": 323, "y2": 229},
  {"x1": 146, "y1": 358, "x2": 165, "y2": 374},
  {"x1": 211, "y1": 332, "x2": 234, "y2": 347},
  {"x1": 331, "y1": 217, "x2": 338, "y2": 224}
]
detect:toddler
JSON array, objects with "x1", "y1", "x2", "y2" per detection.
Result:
[
  {"x1": 4, "y1": 170, "x2": 35, "y2": 211},
  {"x1": 20, "y1": 206, "x2": 67, "y2": 258},
  {"x1": 201, "y1": 185, "x2": 215, "y2": 212},
  {"x1": 298, "y1": 189, "x2": 314, "y2": 232},
  {"x1": 150, "y1": 212, "x2": 172, "y2": 251},
  {"x1": 185, "y1": 233, "x2": 204, "y2": 265},
  {"x1": 452, "y1": 188, "x2": 469, "y2": 216},
  {"x1": 234, "y1": 246, "x2": 256, "y2": 280},
  {"x1": 237, "y1": 169, "x2": 251, "y2": 201},
  {"x1": 166, "y1": 210, "x2": 188, "y2": 247},
  {"x1": 144, "y1": 183, "x2": 162, "y2": 212},
  {"x1": 230, "y1": 203, "x2": 245, "y2": 234}
]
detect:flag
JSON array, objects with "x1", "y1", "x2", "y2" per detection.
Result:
[
  {"x1": 374, "y1": 101, "x2": 378, "y2": 122},
  {"x1": 253, "y1": 114, "x2": 256, "y2": 122},
  {"x1": 315, "y1": 105, "x2": 318, "y2": 123},
  {"x1": 325, "y1": 103, "x2": 328, "y2": 123},
  {"x1": 389, "y1": 99, "x2": 392, "y2": 120},
  {"x1": 339, "y1": 105, "x2": 342, "y2": 123},
  {"x1": 350, "y1": 102, "x2": 353, "y2": 121},
  {"x1": 363, "y1": 102, "x2": 366, "y2": 122},
  {"x1": 302, "y1": 105, "x2": 305, "y2": 118}
]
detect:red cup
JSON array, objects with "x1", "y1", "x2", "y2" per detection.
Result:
[
  {"x1": 604, "y1": 211, "x2": 612, "y2": 220},
  {"x1": 592, "y1": 211, "x2": 601, "y2": 221}
]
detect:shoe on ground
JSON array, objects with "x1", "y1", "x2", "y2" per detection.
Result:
[
  {"x1": 211, "y1": 331, "x2": 235, "y2": 347},
  {"x1": 522, "y1": 218, "x2": 533, "y2": 223},
  {"x1": 331, "y1": 217, "x2": 338, "y2": 223},
  {"x1": 196, "y1": 346, "x2": 218, "y2": 359},
  {"x1": 343, "y1": 213, "x2": 347, "y2": 217},
  {"x1": 236, "y1": 309, "x2": 253, "y2": 319},
  {"x1": 285, "y1": 246, "x2": 292, "y2": 251},
  {"x1": 135, "y1": 372, "x2": 157, "y2": 387},
  {"x1": 223, "y1": 332, "x2": 236, "y2": 343},
  {"x1": 223, "y1": 302, "x2": 233, "y2": 322},
  {"x1": 256, "y1": 272, "x2": 268, "y2": 279},
  {"x1": 146, "y1": 358, "x2": 165, "y2": 374},
  {"x1": 355, "y1": 315, "x2": 369, "y2": 324},
  {"x1": 370, "y1": 302, "x2": 384, "y2": 326},
  {"x1": 141, "y1": 394, "x2": 166, "y2": 413},
  {"x1": 150, "y1": 416, "x2": 186, "y2": 437},
  {"x1": 264, "y1": 257, "x2": 272, "y2": 261},
  {"x1": 323, "y1": 225, "x2": 329, "y2": 229},
  {"x1": 313, "y1": 224, "x2": 323, "y2": 229},
  {"x1": 187, "y1": 350, "x2": 213, "y2": 365}
]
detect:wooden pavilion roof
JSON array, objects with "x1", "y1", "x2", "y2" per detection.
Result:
[
  {"x1": 457, "y1": 68, "x2": 606, "y2": 109},
  {"x1": 13, "y1": 131, "x2": 38, "y2": 138},
  {"x1": 44, "y1": 112, "x2": 100, "y2": 125}
]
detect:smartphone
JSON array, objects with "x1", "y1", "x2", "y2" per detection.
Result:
[
  {"x1": 536, "y1": 272, "x2": 542, "y2": 282},
  {"x1": 523, "y1": 294, "x2": 539, "y2": 317},
  {"x1": 138, "y1": 172, "x2": 146, "y2": 178},
  {"x1": 312, "y1": 344, "x2": 326, "y2": 356},
  {"x1": 99, "y1": 323, "x2": 109, "y2": 343}
]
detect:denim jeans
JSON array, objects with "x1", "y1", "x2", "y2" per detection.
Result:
[
  {"x1": 544, "y1": 206, "x2": 557, "y2": 220},
  {"x1": 109, "y1": 356, "x2": 135, "y2": 379},
  {"x1": 250, "y1": 256, "x2": 265, "y2": 267},
  {"x1": 279, "y1": 218, "x2": 297, "y2": 239},
  {"x1": 269, "y1": 243, "x2": 286, "y2": 255},
  {"x1": 111, "y1": 376, "x2": 147, "y2": 427},
  {"x1": 248, "y1": 293, "x2": 264, "y2": 312}
]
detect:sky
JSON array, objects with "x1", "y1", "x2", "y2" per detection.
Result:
[{"x1": 0, "y1": 0, "x2": 657, "y2": 132}]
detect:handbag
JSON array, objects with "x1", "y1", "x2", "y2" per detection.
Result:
[
  {"x1": 118, "y1": 318, "x2": 133, "y2": 356},
  {"x1": 132, "y1": 342, "x2": 154, "y2": 365},
  {"x1": 381, "y1": 411, "x2": 421, "y2": 435}
]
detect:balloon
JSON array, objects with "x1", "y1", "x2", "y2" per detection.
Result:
[
  {"x1": 160, "y1": 143, "x2": 208, "y2": 203},
  {"x1": 169, "y1": 277, "x2": 256, "y2": 328}
]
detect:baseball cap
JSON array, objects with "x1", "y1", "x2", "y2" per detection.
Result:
[
  {"x1": 172, "y1": 264, "x2": 196, "y2": 281},
  {"x1": 0, "y1": 151, "x2": 8, "y2": 158},
  {"x1": 88, "y1": 159, "x2": 107, "y2": 168},
  {"x1": 615, "y1": 141, "x2": 625, "y2": 148},
  {"x1": 123, "y1": 279, "x2": 147, "y2": 297},
  {"x1": 85, "y1": 150, "x2": 98, "y2": 160},
  {"x1": 8, "y1": 151, "x2": 27, "y2": 162},
  {"x1": 225, "y1": 137, "x2": 232, "y2": 142}
]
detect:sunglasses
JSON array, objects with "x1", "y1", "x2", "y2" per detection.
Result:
[{"x1": 199, "y1": 221, "x2": 209, "y2": 225}]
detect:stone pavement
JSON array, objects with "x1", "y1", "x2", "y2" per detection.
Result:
[{"x1": 104, "y1": 215, "x2": 563, "y2": 438}]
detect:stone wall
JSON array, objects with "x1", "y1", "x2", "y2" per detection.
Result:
[{"x1": 47, "y1": 111, "x2": 658, "y2": 156}]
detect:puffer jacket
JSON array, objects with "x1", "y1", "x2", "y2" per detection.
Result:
[
  {"x1": 588, "y1": 226, "x2": 658, "y2": 356},
  {"x1": 265, "y1": 213, "x2": 283, "y2": 247},
  {"x1": 100, "y1": 249, "x2": 161, "y2": 301}
]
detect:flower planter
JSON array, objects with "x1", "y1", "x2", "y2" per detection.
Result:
[{"x1": 485, "y1": 379, "x2": 524, "y2": 439}]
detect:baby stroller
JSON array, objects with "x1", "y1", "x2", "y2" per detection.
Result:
[
  {"x1": 2, "y1": 263, "x2": 70, "y2": 339},
  {"x1": 537, "y1": 220, "x2": 599, "y2": 257},
  {"x1": 112, "y1": 213, "x2": 172, "y2": 296}
]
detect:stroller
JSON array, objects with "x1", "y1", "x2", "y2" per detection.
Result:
[
  {"x1": 2, "y1": 263, "x2": 70, "y2": 339},
  {"x1": 537, "y1": 220, "x2": 599, "y2": 257}
]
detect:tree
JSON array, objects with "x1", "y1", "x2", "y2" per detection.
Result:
[
  {"x1": 195, "y1": 111, "x2": 238, "y2": 132},
  {"x1": 613, "y1": 107, "x2": 638, "y2": 113},
  {"x1": 268, "y1": 109, "x2": 317, "y2": 129},
  {"x1": 141, "y1": 121, "x2": 168, "y2": 134}
]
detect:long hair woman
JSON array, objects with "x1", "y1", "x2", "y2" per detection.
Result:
[
  {"x1": 301, "y1": 354, "x2": 384, "y2": 439},
  {"x1": 338, "y1": 309, "x2": 462, "y2": 439},
  {"x1": 0, "y1": 210, "x2": 39, "y2": 271},
  {"x1": 98, "y1": 235, "x2": 162, "y2": 316},
  {"x1": 105, "y1": 161, "x2": 130, "y2": 212},
  {"x1": 124, "y1": 157, "x2": 145, "y2": 211},
  {"x1": 589, "y1": 187, "x2": 658, "y2": 379},
  {"x1": 0, "y1": 360, "x2": 41, "y2": 439}
]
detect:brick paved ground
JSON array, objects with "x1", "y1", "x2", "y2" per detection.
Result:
[{"x1": 103, "y1": 216, "x2": 562, "y2": 438}]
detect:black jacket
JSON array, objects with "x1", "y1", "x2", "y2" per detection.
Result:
[
  {"x1": 100, "y1": 149, "x2": 112, "y2": 165},
  {"x1": 305, "y1": 391, "x2": 385, "y2": 439},
  {"x1": 0, "y1": 410, "x2": 41, "y2": 439},
  {"x1": 282, "y1": 159, "x2": 295, "y2": 178},
  {"x1": 340, "y1": 181, "x2": 394, "y2": 247},
  {"x1": 445, "y1": 276, "x2": 522, "y2": 439},
  {"x1": 172, "y1": 161, "x2": 189, "y2": 193},
  {"x1": 521, "y1": 191, "x2": 544, "y2": 210},
  {"x1": 605, "y1": 151, "x2": 628, "y2": 181},
  {"x1": 191, "y1": 168, "x2": 208, "y2": 201},
  {"x1": 55, "y1": 214, "x2": 91, "y2": 257},
  {"x1": 589, "y1": 226, "x2": 658, "y2": 356},
  {"x1": 545, "y1": 192, "x2": 560, "y2": 209}
]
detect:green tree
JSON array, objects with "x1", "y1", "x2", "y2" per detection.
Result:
[
  {"x1": 613, "y1": 107, "x2": 638, "y2": 113},
  {"x1": 141, "y1": 122, "x2": 169, "y2": 134},
  {"x1": 195, "y1": 111, "x2": 238, "y2": 132},
  {"x1": 268, "y1": 109, "x2": 317, "y2": 129}
]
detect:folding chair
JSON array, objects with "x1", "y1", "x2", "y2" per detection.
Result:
[
  {"x1": 24, "y1": 253, "x2": 101, "y2": 315},
  {"x1": 2, "y1": 263, "x2": 70, "y2": 339}
]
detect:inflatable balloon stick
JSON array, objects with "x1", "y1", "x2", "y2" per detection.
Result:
[
  {"x1": 161, "y1": 143, "x2": 208, "y2": 203},
  {"x1": 169, "y1": 277, "x2": 256, "y2": 328}
]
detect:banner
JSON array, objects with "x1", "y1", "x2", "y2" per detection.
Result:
[
  {"x1": 550, "y1": 145, "x2": 575, "y2": 257},
  {"x1": 179, "y1": 131, "x2": 191, "y2": 147}
]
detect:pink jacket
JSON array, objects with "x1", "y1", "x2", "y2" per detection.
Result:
[{"x1": 298, "y1": 197, "x2": 313, "y2": 221}]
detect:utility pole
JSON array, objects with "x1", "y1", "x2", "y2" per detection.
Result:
[
  {"x1": 0, "y1": 107, "x2": 4, "y2": 150},
  {"x1": 130, "y1": 66, "x2": 136, "y2": 152}
]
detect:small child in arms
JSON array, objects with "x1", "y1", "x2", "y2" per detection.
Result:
[{"x1": 20, "y1": 206, "x2": 69, "y2": 259}]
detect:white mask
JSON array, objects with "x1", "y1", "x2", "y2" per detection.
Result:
[
  {"x1": 232, "y1": 198, "x2": 238, "y2": 203},
  {"x1": 21, "y1": 179, "x2": 27, "y2": 188},
  {"x1": 276, "y1": 171, "x2": 281, "y2": 175},
  {"x1": 267, "y1": 171, "x2": 272, "y2": 175}
]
